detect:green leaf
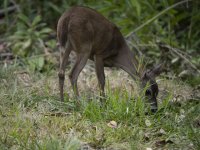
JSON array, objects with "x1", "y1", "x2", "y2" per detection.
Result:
[
  {"x1": 18, "y1": 13, "x2": 30, "y2": 27},
  {"x1": 37, "y1": 56, "x2": 45, "y2": 70},
  {"x1": 28, "y1": 56, "x2": 44, "y2": 71},
  {"x1": 130, "y1": 0, "x2": 141, "y2": 17},
  {"x1": 28, "y1": 59, "x2": 36, "y2": 71},
  {"x1": 48, "y1": 2, "x2": 62, "y2": 13},
  {"x1": 32, "y1": 15, "x2": 42, "y2": 27},
  {"x1": 39, "y1": 28, "x2": 52, "y2": 34},
  {"x1": 22, "y1": 39, "x2": 32, "y2": 50}
]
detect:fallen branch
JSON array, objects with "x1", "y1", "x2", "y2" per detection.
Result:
[
  {"x1": 157, "y1": 42, "x2": 200, "y2": 74},
  {"x1": 0, "y1": 53, "x2": 13, "y2": 58}
]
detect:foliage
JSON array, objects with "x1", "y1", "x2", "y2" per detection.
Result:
[
  {"x1": 0, "y1": 0, "x2": 199, "y2": 75},
  {"x1": 6, "y1": 13, "x2": 55, "y2": 71},
  {"x1": 10, "y1": 0, "x2": 200, "y2": 51},
  {"x1": 9, "y1": 14, "x2": 52, "y2": 57}
]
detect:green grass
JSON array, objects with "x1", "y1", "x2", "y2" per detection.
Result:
[{"x1": 0, "y1": 65, "x2": 199, "y2": 150}]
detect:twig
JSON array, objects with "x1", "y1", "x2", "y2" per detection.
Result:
[
  {"x1": 158, "y1": 42, "x2": 200, "y2": 74},
  {"x1": 0, "y1": 5, "x2": 19, "y2": 17},
  {"x1": 0, "y1": 53, "x2": 13, "y2": 58},
  {"x1": 41, "y1": 112, "x2": 72, "y2": 117}
]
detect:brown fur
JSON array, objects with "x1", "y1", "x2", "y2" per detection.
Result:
[{"x1": 57, "y1": 6, "x2": 162, "y2": 111}]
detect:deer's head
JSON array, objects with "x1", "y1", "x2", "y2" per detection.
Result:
[{"x1": 141, "y1": 64, "x2": 163, "y2": 113}]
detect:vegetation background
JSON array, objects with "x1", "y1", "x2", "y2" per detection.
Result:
[{"x1": 0, "y1": 0, "x2": 200, "y2": 149}]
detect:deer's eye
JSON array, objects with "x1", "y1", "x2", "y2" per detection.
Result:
[{"x1": 145, "y1": 89, "x2": 152, "y2": 96}]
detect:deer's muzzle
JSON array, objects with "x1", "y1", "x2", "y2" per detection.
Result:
[{"x1": 150, "y1": 101, "x2": 158, "y2": 113}]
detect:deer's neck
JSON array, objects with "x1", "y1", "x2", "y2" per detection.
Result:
[{"x1": 115, "y1": 42, "x2": 140, "y2": 80}]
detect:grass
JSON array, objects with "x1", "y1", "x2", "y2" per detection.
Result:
[{"x1": 0, "y1": 64, "x2": 199, "y2": 150}]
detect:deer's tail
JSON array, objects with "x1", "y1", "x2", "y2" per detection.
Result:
[{"x1": 57, "y1": 15, "x2": 70, "y2": 48}]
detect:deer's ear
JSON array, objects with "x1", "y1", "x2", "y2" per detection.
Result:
[
  {"x1": 141, "y1": 72, "x2": 148, "y2": 79},
  {"x1": 149, "y1": 64, "x2": 164, "y2": 77}
]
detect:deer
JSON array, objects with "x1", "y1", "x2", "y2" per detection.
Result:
[{"x1": 57, "y1": 6, "x2": 163, "y2": 112}]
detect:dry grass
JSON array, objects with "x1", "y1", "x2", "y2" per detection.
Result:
[{"x1": 0, "y1": 63, "x2": 199, "y2": 149}]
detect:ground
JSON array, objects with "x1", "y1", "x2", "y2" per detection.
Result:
[{"x1": 0, "y1": 59, "x2": 199, "y2": 150}]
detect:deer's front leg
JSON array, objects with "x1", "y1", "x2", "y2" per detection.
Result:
[{"x1": 94, "y1": 55, "x2": 105, "y2": 101}]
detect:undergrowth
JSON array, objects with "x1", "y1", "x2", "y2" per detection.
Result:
[{"x1": 0, "y1": 65, "x2": 199, "y2": 150}]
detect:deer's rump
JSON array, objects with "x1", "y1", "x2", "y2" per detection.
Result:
[{"x1": 57, "y1": 6, "x2": 123, "y2": 62}]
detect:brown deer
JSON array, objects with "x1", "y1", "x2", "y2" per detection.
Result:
[{"x1": 57, "y1": 6, "x2": 163, "y2": 112}]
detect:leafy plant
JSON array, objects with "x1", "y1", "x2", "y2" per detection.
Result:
[
  {"x1": 8, "y1": 14, "x2": 54, "y2": 71},
  {"x1": 9, "y1": 14, "x2": 52, "y2": 57}
]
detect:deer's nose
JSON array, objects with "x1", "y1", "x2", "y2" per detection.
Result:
[
  {"x1": 150, "y1": 102, "x2": 157, "y2": 113},
  {"x1": 151, "y1": 107, "x2": 157, "y2": 113}
]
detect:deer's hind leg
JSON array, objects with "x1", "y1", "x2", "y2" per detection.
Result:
[
  {"x1": 68, "y1": 21, "x2": 93, "y2": 100},
  {"x1": 58, "y1": 43, "x2": 71, "y2": 102},
  {"x1": 69, "y1": 45, "x2": 91, "y2": 99}
]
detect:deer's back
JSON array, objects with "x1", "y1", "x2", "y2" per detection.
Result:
[{"x1": 57, "y1": 6, "x2": 125, "y2": 58}]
